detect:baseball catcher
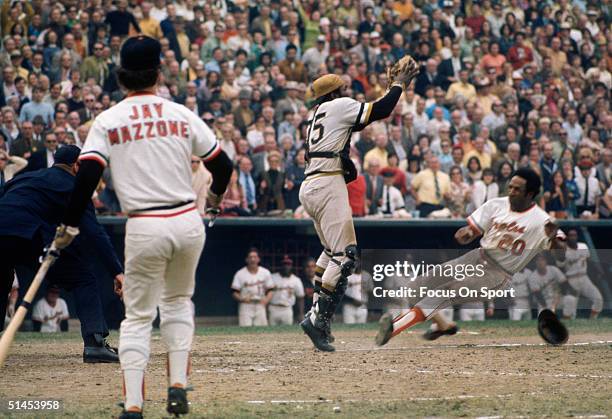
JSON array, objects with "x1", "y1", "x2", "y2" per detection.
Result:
[{"x1": 299, "y1": 56, "x2": 419, "y2": 352}]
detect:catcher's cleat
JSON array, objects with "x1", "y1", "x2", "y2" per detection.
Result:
[
  {"x1": 422, "y1": 324, "x2": 459, "y2": 341},
  {"x1": 375, "y1": 312, "x2": 394, "y2": 346},
  {"x1": 300, "y1": 318, "x2": 335, "y2": 352},
  {"x1": 167, "y1": 386, "x2": 190, "y2": 416},
  {"x1": 304, "y1": 309, "x2": 334, "y2": 343}
]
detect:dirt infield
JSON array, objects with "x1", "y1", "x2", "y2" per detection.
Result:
[{"x1": 1, "y1": 320, "x2": 611, "y2": 418}]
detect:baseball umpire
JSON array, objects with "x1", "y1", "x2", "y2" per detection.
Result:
[
  {"x1": 0, "y1": 145, "x2": 123, "y2": 363},
  {"x1": 51, "y1": 36, "x2": 233, "y2": 418},
  {"x1": 299, "y1": 56, "x2": 419, "y2": 352}
]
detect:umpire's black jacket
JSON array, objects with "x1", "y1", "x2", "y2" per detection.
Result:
[{"x1": 0, "y1": 165, "x2": 123, "y2": 277}]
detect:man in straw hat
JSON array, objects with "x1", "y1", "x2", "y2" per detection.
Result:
[{"x1": 299, "y1": 56, "x2": 419, "y2": 351}]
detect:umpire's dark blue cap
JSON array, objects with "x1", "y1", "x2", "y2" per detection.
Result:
[
  {"x1": 120, "y1": 35, "x2": 161, "y2": 71},
  {"x1": 54, "y1": 145, "x2": 81, "y2": 165}
]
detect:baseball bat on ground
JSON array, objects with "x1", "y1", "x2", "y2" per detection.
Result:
[{"x1": 0, "y1": 246, "x2": 60, "y2": 368}]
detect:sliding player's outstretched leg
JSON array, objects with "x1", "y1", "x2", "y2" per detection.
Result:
[
  {"x1": 376, "y1": 305, "x2": 456, "y2": 346},
  {"x1": 376, "y1": 307, "x2": 425, "y2": 346}
]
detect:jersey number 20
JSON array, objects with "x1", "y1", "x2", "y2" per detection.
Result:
[
  {"x1": 309, "y1": 112, "x2": 326, "y2": 145},
  {"x1": 497, "y1": 234, "x2": 526, "y2": 256}
]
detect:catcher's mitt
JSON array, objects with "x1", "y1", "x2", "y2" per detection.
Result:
[
  {"x1": 387, "y1": 55, "x2": 420, "y2": 89},
  {"x1": 537, "y1": 309, "x2": 569, "y2": 345}
]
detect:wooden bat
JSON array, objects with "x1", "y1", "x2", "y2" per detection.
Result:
[{"x1": 0, "y1": 246, "x2": 60, "y2": 368}]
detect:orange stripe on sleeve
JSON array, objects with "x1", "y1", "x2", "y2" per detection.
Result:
[
  {"x1": 467, "y1": 217, "x2": 483, "y2": 235},
  {"x1": 79, "y1": 154, "x2": 108, "y2": 167}
]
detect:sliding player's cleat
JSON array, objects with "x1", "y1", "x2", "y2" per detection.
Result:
[
  {"x1": 422, "y1": 324, "x2": 459, "y2": 341},
  {"x1": 376, "y1": 308, "x2": 425, "y2": 346},
  {"x1": 375, "y1": 312, "x2": 394, "y2": 346}
]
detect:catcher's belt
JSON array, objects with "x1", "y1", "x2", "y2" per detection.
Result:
[{"x1": 305, "y1": 150, "x2": 357, "y2": 183}]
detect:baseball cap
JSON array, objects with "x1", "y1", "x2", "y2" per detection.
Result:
[
  {"x1": 120, "y1": 35, "x2": 161, "y2": 71},
  {"x1": 307, "y1": 74, "x2": 345, "y2": 101},
  {"x1": 281, "y1": 255, "x2": 293, "y2": 265},
  {"x1": 578, "y1": 159, "x2": 593, "y2": 170},
  {"x1": 317, "y1": 35, "x2": 326, "y2": 43},
  {"x1": 371, "y1": 31, "x2": 380, "y2": 39},
  {"x1": 54, "y1": 145, "x2": 81, "y2": 165}
]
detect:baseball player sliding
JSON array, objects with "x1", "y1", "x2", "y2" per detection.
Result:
[
  {"x1": 376, "y1": 168, "x2": 568, "y2": 346},
  {"x1": 299, "y1": 56, "x2": 419, "y2": 352},
  {"x1": 50, "y1": 36, "x2": 233, "y2": 418}
]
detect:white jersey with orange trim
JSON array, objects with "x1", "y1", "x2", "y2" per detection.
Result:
[
  {"x1": 562, "y1": 242, "x2": 589, "y2": 277},
  {"x1": 467, "y1": 197, "x2": 563, "y2": 274},
  {"x1": 269, "y1": 273, "x2": 305, "y2": 307},
  {"x1": 231, "y1": 266, "x2": 274, "y2": 302},
  {"x1": 305, "y1": 97, "x2": 371, "y2": 176},
  {"x1": 79, "y1": 93, "x2": 220, "y2": 213}
]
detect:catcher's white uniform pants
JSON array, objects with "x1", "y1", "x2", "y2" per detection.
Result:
[
  {"x1": 509, "y1": 298, "x2": 531, "y2": 320},
  {"x1": 119, "y1": 206, "x2": 204, "y2": 384},
  {"x1": 299, "y1": 174, "x2": 356, "y2": 290},
  {"x1": 562, "y1": 274, "x2": 603, "y2": 318},
  {"x1": 268, "y1": 305, "x2": 293, "y2": 325},
  {"x1": 343, "y1": 304, "x2": 368, "y2": 324},
  {"x1": 238, "y1": 303, "x2": 268, "y2": 326}
]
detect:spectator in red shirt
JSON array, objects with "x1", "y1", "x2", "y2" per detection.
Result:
[
  {"x1": 347, "y1": 161, "x2": 367, "y2": 217},
  {"x1": 386, "y1": 154, "x2": 408, "y2": 195},
  {"x1": 507, "y1": 32, "x2": 534, "y2": 70},
  {"x1": 465, "y1": 4, "x2": 485, "y2": 37}
]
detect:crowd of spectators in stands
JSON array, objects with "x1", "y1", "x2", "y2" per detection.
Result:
[{"x1": 0, "y1": 0, "x2": 610, "y2": 220}]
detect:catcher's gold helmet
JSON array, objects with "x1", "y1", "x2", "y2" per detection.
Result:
[{"x1": 306, "y1": 74, "x2": 345, "y2": 101}]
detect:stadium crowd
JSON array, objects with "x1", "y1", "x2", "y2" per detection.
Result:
[{"x1": 0, "y1": 0, "x2": 610, "y2": 220}]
